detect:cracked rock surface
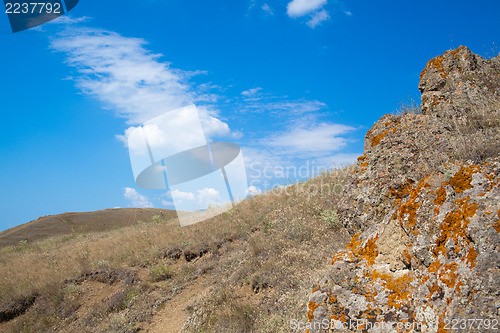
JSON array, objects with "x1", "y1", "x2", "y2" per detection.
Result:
[{"x1": 307, "y1": 47, "x2": 500, "y2": 332}]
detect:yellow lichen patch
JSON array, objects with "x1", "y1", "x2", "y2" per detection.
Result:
[
  {"x1": 428, "y1": 283, "x2": 442, "y2": 300},
  {"x1": 466, "y1": 247, "x2": 477, "y2": 268},
  {"x1": 331, "y1": 249, "x2": 354, "y2": 265},
  {"x1": 448, "y1": 165, "x2": 479, "y2": 193},
  {"x1": 308, "y1": 301, "x2": 321, "y2": 321},
  {"x1": 357, "y1": 155, "x2": 367, "y2": 162},
  {"x1": 371, "y1": 130, "x2": 390, "y2": 147},
  {"x1": 370, "y1": 270, "x2": 414, "y2": 309},
  {"x1": 439, "y1": 263, "x2": 459, "y2": 288},
  {"x1": 433, "y1": 186, "x2": 447, "y2": 215},
  {"x1": 389, "y1": 180, "x2": 415, "y2": 199},
  {"x1": 434, "y1": 197, "x2": 478, "y2": 257},
  {"x1": 396, "y1": 178, "x2": 432, "y2": 234},
  {"x1": 493, "y1": 214, "x2": 500, "y2": 233},
  {"x1": 421, "y1": 55, "x2": 447, "y2": 80},
  {"x1": 366, "y1": 124, "x2": 377, "y2": 138},
  {"x1": 347, "y1": 234, "x2": 379, "y2": 265},
  {"x1": 434, "y1": 187, "x2": 447, "y2": 206},
  {"x1": 427, "y1": 260, "x2": 442, "y2": 275}
]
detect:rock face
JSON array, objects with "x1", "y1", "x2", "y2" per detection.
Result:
[
  {"x1": 307, "y1": 47, "x2": 500, "y2": 332},
  {"x1": 419, "y1": 45, "x2": 500, "y2": 119}
]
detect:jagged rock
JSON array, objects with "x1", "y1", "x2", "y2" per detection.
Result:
[
  {"x1": 419, "y1": 45, "x2": 500, "y2": 119},
  {"x1": 307, "y1": 47, "x2": 500, "y2": 332}
]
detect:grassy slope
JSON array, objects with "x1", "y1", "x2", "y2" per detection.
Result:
[
  {"x1": 0, "y1": 208, "x2": 177, "y2": 248},
  {"x1": 0, "y1": 166, "x2": 353, "y2": 332}
]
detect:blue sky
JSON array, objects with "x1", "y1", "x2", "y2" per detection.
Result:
[{"x1": 1, "y1": 0, "x2": 499, "y2": 231}]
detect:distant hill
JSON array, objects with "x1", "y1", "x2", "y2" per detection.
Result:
[{"x1": 0, "y1": 208, "x2": 177, "y2": 248}]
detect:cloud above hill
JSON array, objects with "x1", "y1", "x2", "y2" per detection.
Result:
[
  {"x1": 50, "y1": 26, "x2": 234, "y2": 141},
  {"x1": 287, "y1": 0, "x2": 329, "y2": 27}
]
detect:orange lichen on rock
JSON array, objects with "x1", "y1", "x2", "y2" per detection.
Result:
[
  {"x1": 448, "y1": 165, "x2": 479, "y2": 193},
  {"x1": 434, "y1": 197, "x2": 478, "y2": 257},
  {"x1": 434, "y1": 187, "x2": 447, "y2": 206},
  {"x1": 396, "y1": 178, "x2": 433, "y2": 233},
  {"x1": 370, "y1": 270, "x2": 414, "y2": 309},
  {"x1": 371, "y1": 130, "x2": 390, "y2": 147},
  {"x1": 439, "y1": 262, "x2": 459, "y2": 288},
  {"x1": 466, "y1": 247, "x2": 477, "y2": 268},
  {"x1": 346, "y1": 233, "x2": 379, "y2": 265},
  {"x1": 357, "y1": 155, "x2": 367, "y2": 162},
  {"x1": 421, "y1": 54, "x2": 447, "y2": 80},
  {"x1": 494, "y1": 218, "x2": 500, "y2": 233},
  {"x1": 389, "y1": 180, "x2": 414, "y2": 199},
  {"x1": 308, "y1": 301, "x2": 321, "y2": 321}
]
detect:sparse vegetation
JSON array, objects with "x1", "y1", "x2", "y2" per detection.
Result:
[
  {"x1": 0, "y1": 165, "x2": 353, "y2": 332},
  {"x1": 394, "y1": 98, "x2": 422, "y2": 115},
  {"x1": 149, "y1": 264, "x2": 173, "y2": 282},
  {"x1": 437, "y1": 99, "x2": 500, "y2": 163},
  {"x1": 320, "y1": 209, "x2": 340, "y2": 229}
]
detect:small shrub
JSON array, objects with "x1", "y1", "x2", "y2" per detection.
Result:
[
  {"x1": 149, "y1": 264, "x2": 172, "y2": 282},
  {"x1": 320, "y1": 209, "x2": 340, "y2": 229},
  {"x1": 106, "y1": 288, "x2": 137, "y2": 312},
  {"x1": 395, "y1": 98, "x2": 422, "y2": 115}
]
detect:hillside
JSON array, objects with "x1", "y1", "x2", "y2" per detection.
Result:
[
  {"x1": 0, "y1": 46, "x2": 498, "y2": 333},
  {"x1": 0, "y1": 209, "x2": 177, "y2": 248}
]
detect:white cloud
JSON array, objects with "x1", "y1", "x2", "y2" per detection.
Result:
[
  {"x1": 286, "y1": 0, "x2": 330, "y2": 28},
  {"x1": 344, "y1": 10, "x2": 352, "y2": 16},
  {"x1": 287, "y1": 0, "x2": 327, "y2": 17},
  {"x1": 264, "y1": 122, "x2": 355, "y2": 157},
  {"x1": 171, "y1": 189, "x2": 196, "y2": 201},
  {"x1": 246, "y1": 186, "x2": 262, "y2": 196},
  {"x1": 262, "y1": 4, "x2": 274, "y2": 15},
  {"x1": 241, "y1": 87, "x2": 263, "y2": 97},
  {"x1": 49, "y1": 15, "x2": 91, "y2": 25},
  {"x1": 196, "y1": 188, "x2": 222, "y2": 207},
  {"x1": 123, "y1": 187, "x2": 154, "y2": 208},
  {"x1": 307, "y1": 9, "x2": 330, "y2": 28},
  {"x1": 242, "y1": 99, "x2": 327, "y2": 116},
  {"x1": 169, "y1": 188, "x2": 224, "y2": 209},
  {"x1": 51, "y1": 26, "x2": 237, "y2": 142},
  {"x1": 51, "y1": 28, "x2": 191, "y2": 124},
  {"x1": 161, "y1": 200, "x2": 175, "y2": 207}
]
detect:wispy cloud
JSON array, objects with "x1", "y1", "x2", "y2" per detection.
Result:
[
  {"x1": 241, "y1": 87, "x2": 263, "y2": 97},
  {"x1": 263, "y1": 121, "x2": 355, "y2": 157},
  {"x1": 287, "y1": 0, "x2": 327, "y2": 17},
  {"x1": 262, "y1": 4, "x2": 274, "y2": 15},
  {"x1": 50, "y1": 26, "x2": 236, "y2": 143},
  {"x1": 241, "y1": 98, "x2": 327, "y2": 116},
  {"x1": 286, "y1": 0, "x2": 331, "y2": 28},
  {"x1": 123, "y1": 187, "x2": 154, "y2": 208},
  {"x1": 307, "y1": 9, "x2": 330, "y2": 28}
]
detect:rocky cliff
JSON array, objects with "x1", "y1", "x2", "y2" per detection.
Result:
[{"x1": 307, "y1": 46, "x2": 500, "y2": 332}]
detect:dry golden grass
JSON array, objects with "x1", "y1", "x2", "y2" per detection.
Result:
[
  {"x1": 0, "y1": 165, "x2": 354, "y2": 332},
  {"x1": 438, "y1": 99, "x2": 500, "y2": 163}
]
